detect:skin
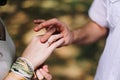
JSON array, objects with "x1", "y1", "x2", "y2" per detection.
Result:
[
  {"x1": 4, "y1": 34, "x2": 64, "y2": 80},
  {"x1": 33, "y1": 18, "x2": 108, "y2": 46},
  {"x1": 4, "y1": 65, "x2": 52, "y2": 80},
  {"x1": 22, "y1": 34, "x2": 64, "y2": 69},
  {"x1": 1, "y1": 1, "x2": 54, "y2": 80},
  {"x1": 32, "y1": 19, "x2": 108, "y2": 79},
  {"x1": 1, "y1": 1, "x2": 108, "y2": 79},
  {"x1": 33, "y1": 65, "x2": 52, "y2": 80}
]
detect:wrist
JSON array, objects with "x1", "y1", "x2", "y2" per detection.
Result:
[
  {"x1": 21, "y1": 56, "x2": 38, "y2": 70},
  {"x1": 71, "y1": 30, "x2": 77, "y2": 44},
  {"x1": 10, "y1": 57, "x2": 35, "y2": 80}
]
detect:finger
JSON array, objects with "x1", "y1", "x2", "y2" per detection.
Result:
[
  {"x1": 40, "y1": 27, "x2": 56, "y2": 43},
  {"x1": 34, "y1": 20, "x2": 46, "y2": 32},
  {"x1": 43, "y1": 65, "x2": 49, "y2": 72},
  {"x1": 34, "y1": 18, "x2": 62, "y2": 32},
  {"x1": 36, "y1": 70, "x2": 44, "y2": 80},
  {"x1": 40, "y1": 69, "x2": 52, "y2": 80},
  {"x1": 47, "y1": 34, "x2": 63, "y2": 45},
  {"x1": 33, "y1": 19, "x2": 45, "y2": 24},
  {"x1": 49, "y1": 38, "x2": 64, "y2": 50},
  {"x1": 32, "y1": 74, "x2": 37, "y2": 80}
]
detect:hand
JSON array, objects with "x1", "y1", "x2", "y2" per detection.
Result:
[
  {"x1": 33, "y1": 65, "x2": 52, "y2": 80},
  {"x1": 33, "y1": 18, "x2": 73, "y2": 46},
  {"x1": 22, "y1": 34, "x2": 64, "y2": 69}
]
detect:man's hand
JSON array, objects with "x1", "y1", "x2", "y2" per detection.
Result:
[{"x1": 33, "y1": 18, "x2": 73, "y2": 46}]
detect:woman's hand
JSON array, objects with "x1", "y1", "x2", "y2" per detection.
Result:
[
  {"x1": 22, "y1": 34, "x2": 64, "y2": 69},
  {"x1": 33, "y1": 65, "x2": 52, "y2": 80}
]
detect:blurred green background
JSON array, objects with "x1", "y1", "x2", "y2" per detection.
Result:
[{"x1": 0, "y1": 0, "x2": 105, "y2": 80}]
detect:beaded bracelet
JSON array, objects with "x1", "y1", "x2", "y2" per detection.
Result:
[{"x1": 11, "y1": 57, "x2": 34, "y2": 80}]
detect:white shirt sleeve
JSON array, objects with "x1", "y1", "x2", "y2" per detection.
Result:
[{"x1": 89, "y1": 0, "x2": 108, "y2": 27}]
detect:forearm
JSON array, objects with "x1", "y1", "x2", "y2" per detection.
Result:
[{"x1": 72, "y1": 21, "x2": 108, "y2": 45}]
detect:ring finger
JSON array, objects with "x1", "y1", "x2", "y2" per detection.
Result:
[{"x1": 47, "y1": 34, "x2": 63, "y2": 46}]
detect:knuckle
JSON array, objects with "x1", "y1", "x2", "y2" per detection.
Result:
[
  {"x1": 40, "y1": 23, "x2": 44, "y2": 27},
  {"x1": 45, "y1": 32, "x2": 51, "y2": 36},
  {"x1": 54, "y1": 43, "x2": 58, "y2": 47},
  {"x1": 49, "y1": 36, "x2": 55, "y2": 41},
  {"x1": 50, "y1": 35, "x2": 55, "y2": 39},
  {"x1": 32, "y1": 35, "x2": 41, "y2": 41},
  {"x1": 52, "y1": 18, "x2": 58, "y2": 22},
  {"x1": 47, "y1": 75, "x2": 52, "y2": 80}
]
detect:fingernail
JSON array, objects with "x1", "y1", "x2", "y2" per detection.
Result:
[
  {"x1": 43, "y1": 65, "x2": 49, "y2": 72},
  {"x1": 40, "y1": 38, "x2": 45, "y2": 43},
  {"x1": 36, "y1": 70, "x2": 43, "y2": 80},
  {"x1": 44, "y1": 65, "x2": 48, "y2": 68},
  {"x1": 40, "y1": 69, "x2": 43, "y2": 71},
  {"x1": 34, "y1": 28, "x2": 38, "y2": 31}
]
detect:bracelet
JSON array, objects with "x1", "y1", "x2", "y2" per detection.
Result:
[{"x1": 10, "y1": 57, "x2": 34, "y2": 80}]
